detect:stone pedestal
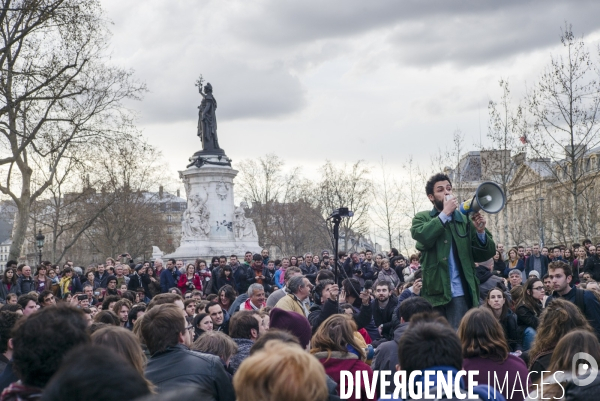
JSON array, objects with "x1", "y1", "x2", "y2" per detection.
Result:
[{"x1": 163, "y1": 154, "x2": 261, "y2": 262}]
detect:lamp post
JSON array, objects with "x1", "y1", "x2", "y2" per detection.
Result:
[
  {"x1": 35, "y1": 229, "x2": 45, "y2": 266},
  {"x1": 538, "y1": 197, "x2": 545, "y2": 248}
]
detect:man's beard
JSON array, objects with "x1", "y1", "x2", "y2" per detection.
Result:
[{"x1": 434, "y1": 198, "x2": 444, "y2": 212}]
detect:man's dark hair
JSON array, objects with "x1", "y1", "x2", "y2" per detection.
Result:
[
  {"x1": 314, "y1": 279, "x2": 335, "y2": 300},
  {"x1": 425, "y1": 173, "x2": 451, "y2": 196},
  {"x1": 121, "y1": 290, "x2": 136, "y2": 303},
  {"x1": 38, "y1": 290, "x2": 54, "y2": 305},
  {"x1": 252, "y1": 253, "x2": 262, "y2": 261},
  {"x1": 6, "y1": 260, "x2": 17, "y2": 269},
  {"x1": 17, "y1": 293, "x2": 38, "y2": 309},
  {"x1": 542, "y1": 274, "x2": 550, "y2": 280},
  {"x1": 101, "y1": 295, "x2": 121, "y2": 311},
  {"x1": 146, "y1": 293, "x2": 183, "y2": 310},
  {"x1": 12, "y1": 304, "x2": 89, "y2": 388},
  {"x1": 397, "y1": 319, "x2": 461, "y2": 376},
  {"x1": 229, "y1": 310, "x2": 259, "y2": 339},
  {"x1": 219, "y1": 255, "x2": 227, "y2": 261},
  {"x1": 375, "y1": 281, "x2": 393, "y2": 292},
  {"x1": 41, "y1": 345, "x2": 151, "y2": 401},
  {"x1": 0, "y1": 311, "x2": 21, "y2": 353},
  {"x1": 139, "y1": 304, "x2": 185, "y2": 355},
  {"x1": 549, "y1": 260, "x2": 573, "y2": 278},
  {"x1": 204, "y1": 301, "x2": 221, "y2": 313},
  {"x1": 128, "y1": 304, "x2": 146, "y2": 325},
  {"x1": 584, "y1": 239, "x2": 592, "y2": 245},
  {"x1": 398, "y1": 297, "x2": 433, "y2": 322},
  {"x1": 94, "y1": 310, "x2": 120, "y2": 326},
  {"x1": 342, "y1": 278, "x2": 361, "y2": 299},
  {"x1": 168, "y1": 258, "x2": 176, "y2": 265},
  {"x1": 1, "y1": 304, "x2": 22, "y2": 313},
  {"x1": 315, "y1": 270, "x2": 334, "y2": 283}
]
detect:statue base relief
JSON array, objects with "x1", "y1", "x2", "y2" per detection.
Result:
[{"x1": 163, "y1": 153, "x2": 261, "y2": 263}]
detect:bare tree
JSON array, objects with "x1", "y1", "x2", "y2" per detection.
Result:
[
  {"x1": 371, "y1": 158, "x2": 402, "y2": 250},
  {"x1": 317, "y1": 160, "x2": 370, "y2": 252},
  {"x1": 431, "y1": 129, "x2": 468, "y2": 202},
  {"x1": 0, "y1": 0, "x2": 146, "y2": 261},
  {"x1": 525, "y1": 24, "x2": 600, "y2": 243}
]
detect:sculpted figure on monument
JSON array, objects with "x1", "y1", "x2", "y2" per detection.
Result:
[
  {"x1": 233, "y1": 204, "x2": 258, "y2": 240},
  {"x1": 197, "y1": 82, "x2": 221, "y2": 152},
  {"x1": 182, "y1": 193, "x2": 211, "y2": 240}
]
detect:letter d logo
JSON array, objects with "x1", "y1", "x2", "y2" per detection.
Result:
[{"x1": 572, "y1": 352, "x2": 598, "y2": 386}]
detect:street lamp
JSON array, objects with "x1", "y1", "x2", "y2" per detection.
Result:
[
  {"x1": 35, "y1": 229, "x2": 45, "y2": 266},
  {"x1": 538, "y1": 197, "x2": 545, "y2": 248}
]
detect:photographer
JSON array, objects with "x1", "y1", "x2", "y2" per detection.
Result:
[
  {"x1": 177, "y1": 263, "x2": 202, "y2": 296},
  {"x1": 342, "y1": 252, "x2": 374, "y2": 288}
]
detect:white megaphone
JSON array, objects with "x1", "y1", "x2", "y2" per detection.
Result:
[{"x1": 459, "y1": 181, "x2": 505, "y2": 215}]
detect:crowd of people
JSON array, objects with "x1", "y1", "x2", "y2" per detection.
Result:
[{"x1": 0, "y1": 175, "x2": 599, "y2": 400}]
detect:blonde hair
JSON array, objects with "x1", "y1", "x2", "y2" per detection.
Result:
[{"x1": 233, "y1": 340, "x2": 328, "y2": 401}]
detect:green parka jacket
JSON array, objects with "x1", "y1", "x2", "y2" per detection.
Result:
[{"x1": 410, "y1": 208, "x2": 496, "y2": 308}]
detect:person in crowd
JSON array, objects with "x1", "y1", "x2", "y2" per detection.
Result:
[
  {"x1": 476, "y1": 259, "x2": 509, "y2": 304},
  {"x1": 528, "y1": 298, "x2": 593, "y2": 383},
  {"x1": 177, "y1": 263, "x2": 202, "y2": 296},
  {"x1": 240, "y1": 284, "x2": 266, "y2": 311},
  {"x1": 127, "y1": 264, "x2": 147, "y2": 293},
  {"x1": 217, "y1": 285, "x2": 236, "y2": 313},
  {"x1": 563, "y1": 248, "x2": 574, "y2": 265},
  {"x1": 84, "y1": 270, "x2": 101, "y2": 291},
  {"x1": 261, "y1": 260, "x2": 276, "y2": 294},
  {"x1": 234, "y1": 340, "x2": 328, "y2": 401},
  {"x1": 112, "y1": 299, "x2": 131, "y2": 328},
  {"x1": 0, "y1": 305, "x2": 89, "y2": 397},
  {"x1": 338, "y1": 278, "x2": 375, "y2": 337},
  {"x1": 547, "y1": 261, "x2": 600, "y2": 338},
  {"x1": 245, "y1": 254, "x2": 264, "y2": 290},
  {"x1": 342, "y1": 252, "x2": 373, "y2": 288},
  {"x1": 101, "y1": 295, "x2": 121, "y2": 312},
  {"x1": 492, "y1": 251, "x2": 505, "y2": 277},
  {"x1": 311, "y1": 314, "x2": 374, "y2": 401},
  {"x1": 515, "y1": 278, "x2": 545, "y2": 351},
  {"x1": 459, "y1": 308, "x2": 530, "y2": 401},
  {"x1": 160, "y1": 259, "x2": 181, "y2": 294},
  {"x1": 371, "y1": 281, "x2": 397, "y2": 340},
  {"x1": 191, "y1": 331, "x2": 237, "y2": 376},
  {"x1": 573, "y1": 246, "x2": 587, "y2": 280},
  {"x1": 140, "y1": 303, "x2": 234, "y2": 400},
  {"x1": 38, "y1": 291, "x2": 56, "y2": 308},
  {"x1": 396, "y1": 269, "x2": 423, "y2": 306},
  {"x1": 483, "y1": 288, "x2": 521, "y2": 353},
  {"x1": 0, "y1": 269, "x2": 18, "y2": 303},
  {"x1": 16, "y1": 265, "x2": 35, "y2": 295},
  {"x1": 584, "y1": 245, "x2": 600, "y2": 282},
  {"x1": 17, "y1": 293, "x2": 38, "y2": 317},
  {"x1": 274, "y1": 276, "x2": 311, "y2": 317},
  {"x1": 374, "y1": 258, "x2": 400, "y2": 289},
  {"x1": 308, "y1": 279, "x2": 340, "y2": 333},
  {"x1": 193, "y1": 312, "x2": 214, "y2": 340},
  {"x1": 508, "y1": 269, "x2": 523, "y2": 290},
  {"x1": 127, "y1": 304, "x2": 146, "y2": 330},
  {"x1": 59, "y1": 266, "x2": 82, "y2": 296},
  {"x1": 94, "y1": 310, "x2": 120, "y2": 326},
  {"x1": 231, "y1": 253, "x2": 251, "y2": 295},
  {"x1": 145, "y1": 266, "x2": 161, "y2": 298},
  {"x1": 504, "y1": 247, "x2": 525, "y2": 280},
  {"x1": 371, "y1": 297, "x2": 433, "y2": 393},
  {"x1": 0, "y1": 311, "x2": 20, "y2": 375},
  {"x1": 266, "y1": 267, "x2": 302, "y2": 308},
  {"x1": 40, "y1": 346, "x2": 151, "y2": 401},
  {"x1": 94, "y1": 263, "x2": 109, "y2": 289},
  {"x1": 526, "y1": 330, "x2": 600, "y2": 400},
  {"x1": 273, "y1": 258, "x2": 289, "y2": 290},
  {"x1": 410, "y1": 173, "x2": 495, "y2": 329},
  {"x1": 217, "y1": 266, "x2": 235, "y2": 291},
  {"x1": 402, "y1": 254, "x2": 421, "y2": 282},
  {"x1": 146, "y1": 293, "x2": 184, "y2": 310},
  {"x1": 227, "y1": 310, "x2": 262, "y2": 373},
  {"x1": 205, "y1": 301, "x2": 229, "y2": 335},
  {"x1": 33, "y1": 265, "x2": 51, "y2": 294}
]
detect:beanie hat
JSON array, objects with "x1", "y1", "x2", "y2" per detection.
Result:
[
  {"x1": 134, "y1": 264, "x2": 143, "y2": 272},
  {"x1": 528, "y1": 270, "x2": 540, "y2": 278},
  {"x1": 269, "y1": 308, "x2": 312, "y2": 349},
  {"x1": 106, "y1": 275, "x2": 118, "y2": 284}
]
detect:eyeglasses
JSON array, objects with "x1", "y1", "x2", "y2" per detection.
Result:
[
  {"x1": 532, "y1": 287, "x2": 545, "y2": 291},
  {"x1": 184, "y1": 325, "x2": 193, "y2": 333}
]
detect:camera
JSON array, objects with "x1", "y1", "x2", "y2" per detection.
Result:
[
  {"x1": 331, "y1": 207, "x2": 354, "y2": 219},
  {"x1": 78, "y1": 294, "x2": 88, "y2": 301},
  {"x1": 353, "y1": 265, "x2": 363, "y2": 275}
]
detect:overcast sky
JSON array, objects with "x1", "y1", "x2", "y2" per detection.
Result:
[{"x1": 102, "y1": 0, "x2": 600, "y2": 182}]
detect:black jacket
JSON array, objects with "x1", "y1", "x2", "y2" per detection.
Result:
[
  {"x1": 145, "y1": 344, "x2": 235, "y2": 401},
  {"x1": 307, "y1": 299, "x2": 372, "y2": 334},
  {"x1": 371, "y1": 294, "x2": 398, "y2": 339},
  {"x1": 549, "y1": 286, "x2": 600, "y2": 339},
  {"x1": 95, "y1": 271, "x2": 109, "y2": 288},
  {"x1": 299, "y1": 263, "x2": 318, "y2": 284},
  {"x1": 500, "y1": 309, "x2": 522, "y2": 352},
  {"x1": 585, "y1": 255, "x2": 600, "y2": 282},
  {"x1": 515, "y1": 303, "x2": 541, "y2": 330},
  {"x1": 128, "y1": 273, "x2": 149, "y2": 292},
  {"x1": 233, "y1": 264, "x2": 255, "y2": 294},
  {"x1": 17, "y1": 276, "x2": 35, "y2": 295}
]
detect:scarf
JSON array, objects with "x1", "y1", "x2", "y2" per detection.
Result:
[
  {"x1": 278, "y1": 268, "x2": 286, "y2": 285},
  {"x1": 58, "y1": 276, "x2": 72, "y2": 295}
]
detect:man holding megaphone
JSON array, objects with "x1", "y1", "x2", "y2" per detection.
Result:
[{"x1": 410, "y1": 173, "x2": 497, "y2": 329}]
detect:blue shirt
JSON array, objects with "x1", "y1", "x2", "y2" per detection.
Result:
[{"x1": 439, "y1": 212, "x2": 487, "y2": 298}]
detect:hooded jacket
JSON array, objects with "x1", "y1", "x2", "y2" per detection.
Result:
[{"x1": 314, "y1": 351, "x2": 375, "y2": 401}]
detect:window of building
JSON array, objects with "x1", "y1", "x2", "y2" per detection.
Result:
[
  {"x1": 167, "y1": 226, "x2": 173, "y2": 234},
  {"x1": 167, "y1": 215, "x2": 172, "y2": 222}
]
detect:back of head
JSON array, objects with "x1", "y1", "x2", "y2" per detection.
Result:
[
  {"x1": 147, "y1": 293, "x2": 183, "y2": 310},
  {"x1": 250, "y1": 330, "x2": 301, "y2": 356},
  {"x1": 530, "y1": 298, "x2": 593, "y2": 364},
  {"x1": 0, "y1": 311, "x2": 21, "y2": 354},
  {"x1": 91, "y1": 326, "x2": 147, "y2": 375},
  {"x1": 229, "y1": 310, "x2": 259, "y2": 339},
  {"x1": 234, "y1": 340, "x2": 328, "y2": 401},
  {"x1": 13, "y1": 304, "x2": 90, "y2": 388},
  {"x1": 399, "y1": 297, "x2": 433, "y2": 322},
  {"x1": 269, "y1": 308, "x2": 312, "y2": 350},
  {"x1": 548, "y1": 330, "x2": 600, "y2": 374},
  {"x1": 40, "y1": 345, "x2": 151, "y2": 401},
  {"x1": 93, "y1": 310, "x2": 120, "y2": 326},
  {"x1": 191, "y1": 331, "x2": 238, "y2": 362},
  {"x1": 398, "y1": 317, "x2": 462, "y2": 375},
  {"x1": 458, "y1": 308, "x2": 509, "y2": 362},
  {"x1": 311, "y1": 314, "x2": 364, "y2": 360},
  {"x1": 139, "y1": 303, "x2": 185, "y2": 355}
]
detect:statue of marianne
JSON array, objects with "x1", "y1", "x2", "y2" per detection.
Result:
[{"x1": 197, "y1": 82, "x2": 221, "y2": 152}]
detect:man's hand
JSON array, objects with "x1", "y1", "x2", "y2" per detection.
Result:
[
  {"x1": 329, "y1": 284, "x2": 339, "y2": 301},
  {"x1": 442, "y1": 195, "x2": 458, "y2": 216},
  {"x1": 471, "y1": 212, "x2": 486, "y2": 233},
  {"x1": 360, "y1": 289, "x2": 371, "y2": 306},
  {"x1": 339, "y1": 289, "x2": 346, "y2": 304},
  {"x1": 70, "y1": 295, "x2": 79, "y2": 306},
  {"x1": 412, "y1": 278, "x2": 423, "y2": 295}
]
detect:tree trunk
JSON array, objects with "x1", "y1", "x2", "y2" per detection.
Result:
[{"x1": 572, "y1": 181, "x2": 579, "y2": 243}]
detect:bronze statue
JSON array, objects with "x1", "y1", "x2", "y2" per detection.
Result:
[{"x1": 197, "y1": 82, "x2": 221, "y2": 153}]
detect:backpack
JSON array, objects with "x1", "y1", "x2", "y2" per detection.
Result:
[{"x1": 574, "y1": 288, "x2": 587, "y2": 316}]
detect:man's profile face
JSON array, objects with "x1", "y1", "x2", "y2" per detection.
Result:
[
  {"x1": 167, "y1": 260, "x2": 173, "y2": 270},
  {"x1": 208, "y1": 305, "x2": 224, "y2": 325},
  {"x1": 84, "y1": 287, "x2": 93, "y2": 298},
  {"x1": 250, "y1": 289, "x2": 265, "y2": 306},
  {"x1": 428, "y1": 180, "x2": 452, "y2": 211},
  {"x1": 549, "y1": 268, "x2": 571, "y2": 293},
  {"x1": 23, "y1": 300, "x2": 38, "y2": 316}
]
